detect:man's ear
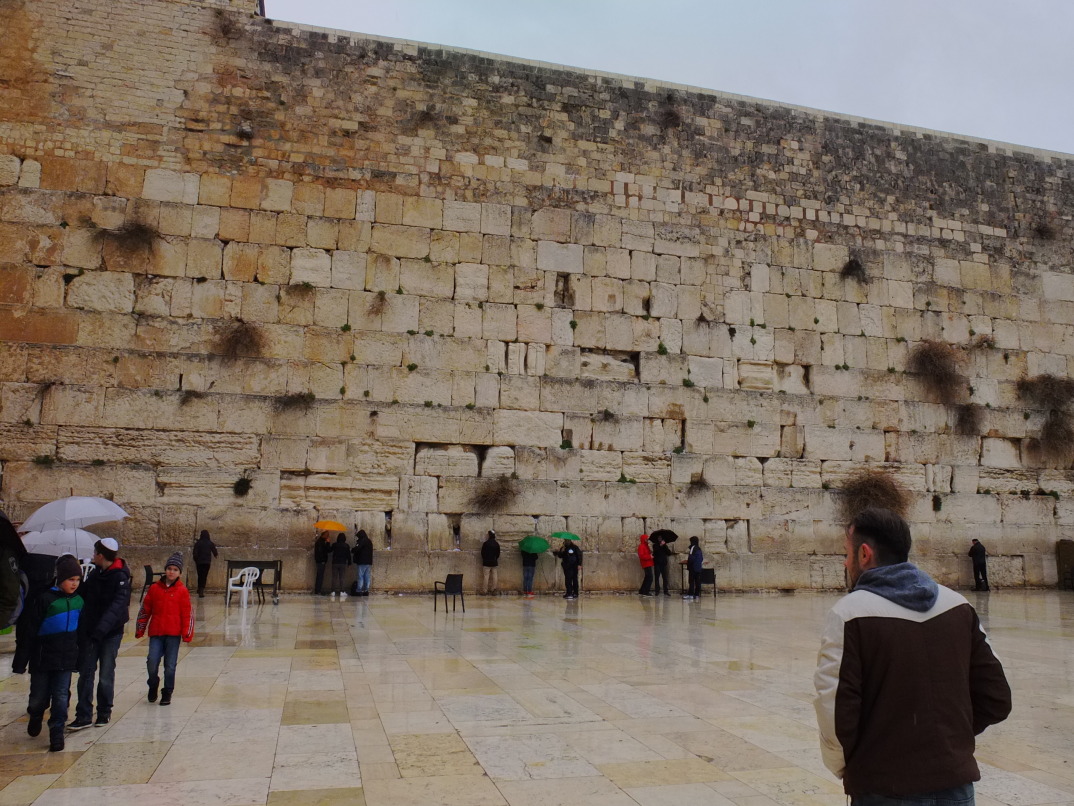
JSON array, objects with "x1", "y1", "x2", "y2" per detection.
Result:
[{"x1": 859, "y1": 540, "x2": 877, "y2": 570}]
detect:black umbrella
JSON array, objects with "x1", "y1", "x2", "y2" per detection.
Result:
[{"x1": 649, "y1": 529, "x2": 678, "y2": 543}]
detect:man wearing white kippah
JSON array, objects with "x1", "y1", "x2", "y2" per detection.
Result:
[{"x1": 69, "y1": 538, "x2": 131, "y2": 731}]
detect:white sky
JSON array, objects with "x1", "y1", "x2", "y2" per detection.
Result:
[{"x1": 265, "y1": 0, "x2": 1074, "y2": 155}]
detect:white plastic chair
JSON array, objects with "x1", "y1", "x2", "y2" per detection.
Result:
[{"x1": 226, "y1": 566, "x2": 260, "y2": 608}]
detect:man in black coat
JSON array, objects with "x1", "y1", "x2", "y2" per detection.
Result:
[
  {"x1": 650, "y1": 535, "x2": 673, "y2": 597},
  {"x1": 968, "y1": 539, "x2": 989, "y2": 591},
  {"x1": 69, "y1": 538, "x2": 131, "y2": 730},
  {"x1": 313, "y1": 532, "x2": 331, "y2": 595},
  {"x1": 480, "y1": 531, "x2": 500, "y2": 595},
  {"x1": 330, "y1": 534, "x2": 351, "y2": 597}
]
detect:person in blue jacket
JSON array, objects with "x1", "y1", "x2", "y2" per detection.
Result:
[
  {"x1": 683, "y1": 536, "x2": 704, "y2": 600},
  {"x1": 27, "y1": 555, "x2": 84, "y2": 752}
]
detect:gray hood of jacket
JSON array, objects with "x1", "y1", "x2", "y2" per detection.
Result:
[{"x1": 853, "y1": 562, "x2": 939, "y2": 612}]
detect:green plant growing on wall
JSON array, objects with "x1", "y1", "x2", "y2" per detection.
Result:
[
  {"x1": 33, "y1": 455, "x2": 55, "y2": 466},
  {"x1": 88, "y1": 219, "x2": 160, "y2": 253},
  {"x1": 368, "y1": 290, "x2": 388, "y2": 316},
  {"x1": 841, "y1": 256, "x2": 868, "y2": 282},
  {"x1": 233, "y1": 476, "x2": 252, "y2": 497},
  {"x1": 467, "y1": 475, "x2": 518, "y2": 513},
  {"x1": 955, "y1": 403, "x2": 983, "y2": 435},
  {"x1": 274, "y1": 391, "x2": 315, "y2": 412},
  {"x1": 179, "y1": 390, "x2": 205, "y2": 406},
  {"x1": 838, "y1": 468, "x2": 909, "y2": 522},
  {"x1": 560, "y1": 439, "x2": 573, "y2": 450},
  {"x1": 687, "y1": 474, "x2": 711, "y2": 495},
  {"x1": 216, "y1": 319, "x2": 265, "y2": 358},
  {"x1": 907, "y1": 340, "x2": 964, "y2": 404}
]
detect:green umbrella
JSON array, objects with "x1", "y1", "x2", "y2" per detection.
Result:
[
  {"x1": 551, "y1": 531, "x2": 580, "y2": 542},
  {"x1": 519, "y1": 536, "x2": 550, "y2": 553}
]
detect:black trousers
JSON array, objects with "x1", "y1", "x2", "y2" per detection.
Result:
[
  {"x1": 972, "y1": 562, "x2": 989, "y2": 590},
  {"x1": 688, "y1": 569, "x2": 701, "y2": 598},
  {"x1": 196, "y1": 563, "x2": 211, "y2": 594},
  {"x1": 653, "y1": 563, "x2": 669, "y2": 594},
  {"x1": 563, "y1": 566, "x2": 579, "y2": 597},
  {"x1": 314, "y1": 562, "x2": 327, "y2": 594},
  {"x1": 639, "y1": 566, "x2": 653, "y2": 595}
]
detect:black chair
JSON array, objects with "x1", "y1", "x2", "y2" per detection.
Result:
[
  {"x1": 139, "y1": 565, "x2": 164, "y2": 602},
  {"x1": 434, "y1": 574, "x2": 465, "y2": 612},
  {"x1": 699, "y1": 568, "x2": 718, "y2": 599}
]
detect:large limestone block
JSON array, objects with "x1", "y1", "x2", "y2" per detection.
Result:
[
  {"x1": 494, "y1": 410, "x2": 563, "y2": 447},
  {"x1": 261, "y1": 437, "x2": 309, "y2": 471},
  {"x1": 592, "y1": 416, "x2": 643, "y2": 451},
  {"x1": 57, "y1": 427, "x2": 259, "y2": 467},
  {"x1": 0, "y1": 423, "x2": 58, "y2": 460},
  {"x1": 281, "y1": 473, "x2": 398, "y2": 510},
  {"x1": 0, "y1": 462, "x2": 159, "y2": 506},
  {"x1": 156, "y1": 468, "x2": 279, "y2": 507},
  {"x1": 482, "y1": 445, "x2": 516, "y2": 477},
  {"x1": 536, "y1": 241, "x2": 583, "y2": 273},
  {"x1": 346, "y1": 438, "x2": 415, "y2": 476},
  {"x1": 803, "y1": 426, "x2": 884, "y2": 462},
  {"x1": 578, "y1": 450, "x2": 622, "y2": 481},
  {"x1": 443, "y1": 200, "x2": 482, "y2": 232},
  {"x1": 400, "y1": 475, "x2": 439, "y2": 511},
  {"x1": 370, "y1": 224, "x2": 430, "y2": 259},
  {"x1": 66, "y1": 271, "x2": 134, "y2": 313},
  {"x1": 981, "y1": 438, "x2": 1021, "y2": 468},
  {"x1": 737, "y1": 361, "x2": 775, "y2": 392},
  {"x1": 416, "y1": 444, "x2": 479, "y2": 477},
  {"x1": 290, "y1": 248, "x2": 332, "y2": 287},
  {"x1": 709, "y1": 422, "x2": 780, "y2": 458},
  {"x1": 623, "y1": 452, "x2": 671, "y2": 483}
]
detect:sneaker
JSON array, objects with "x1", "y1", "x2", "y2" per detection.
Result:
[
  {"x1": 67, "y1": 719, "x2": 92, "y2": 732},
  {"x1": 27, "y1": 715, "x2": 42, "y2": 737},
  {"x1": 95, "y1": 716, "x2": 110, "y2": 727},
  {"x1": 49, "y1": 738, "x2": 65, "y2": 752}
]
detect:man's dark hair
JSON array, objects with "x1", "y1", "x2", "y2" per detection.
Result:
[{"x1": 850, "y1": 507, "x2": 911, "y2": 565}]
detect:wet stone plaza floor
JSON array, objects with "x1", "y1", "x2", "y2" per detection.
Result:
[{"x1": 0, "y1": 590, "x2": 1072, "y2": 806}]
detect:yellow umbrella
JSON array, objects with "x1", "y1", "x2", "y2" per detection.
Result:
[{"x1": 314, "y1": 520, "x2": 347, "y2": 532}]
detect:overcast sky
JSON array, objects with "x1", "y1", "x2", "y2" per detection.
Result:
[{"x1": 266, "y1": 0, "x2": 1074, "y2": 155}]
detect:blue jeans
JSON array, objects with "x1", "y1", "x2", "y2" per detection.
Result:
[
  {"x1": 147, "y1": 635, "x2": 181, "y2": 690},
  {"x1": 852, "y1": 783, "x2": 975, "y2": 806},
  {"x1": 75, "y1": 631, "x2": 123, "y2": 722},
  {"x1": 356, "y1": 564, "x2": 372, "y2": 593},
  {"x1": 522, "y1": 565, "x2": 535, "y2": 593},
  {"x1": 28, "y1": 670, "x2": 72, "y2": 739}
]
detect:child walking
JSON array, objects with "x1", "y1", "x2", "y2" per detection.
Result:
[
  {"x1": 26, "y1": 555, "x2": 84, "y2": 752},
  {"x1": 135, "y1": 552, "x2": 194, "y2": 706}
]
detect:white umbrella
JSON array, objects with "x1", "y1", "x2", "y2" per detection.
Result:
[
  {"x1": 21, "y1": 527, "x2": 101, "y2": 558},
  {"x1": 19, "y1": 496, "x2": 128, "y2": 533}
]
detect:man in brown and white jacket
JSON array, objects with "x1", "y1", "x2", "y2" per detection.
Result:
[{"x1": 814, "y1": 508, "x2": 1011, "y2": 806}]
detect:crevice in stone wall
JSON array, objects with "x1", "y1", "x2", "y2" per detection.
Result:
[
  {"x1": 553, "y1": 273, "x2": 575, "y2": 308},
  {"x1": 579, "y1": 349, "x2": 638, "y2": 381}
]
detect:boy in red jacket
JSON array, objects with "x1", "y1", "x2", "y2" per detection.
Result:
[{"x1": 135, "y1": 552, "x2": 193, "y2": 706}]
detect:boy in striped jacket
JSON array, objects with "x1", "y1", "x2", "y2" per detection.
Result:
[
  {"x1": 26, "y1": 555, "x2": 84, "y2": 752},
  {"x1": 135, "y1": 552, "x2": 194, "y2": 707}
]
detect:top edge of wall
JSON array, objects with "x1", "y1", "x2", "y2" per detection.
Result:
[{"x1": 262, "y1": 17, "x2": 1073, "y2": 164}]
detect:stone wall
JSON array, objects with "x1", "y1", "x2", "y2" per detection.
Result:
[{"x1": 1, "y1": 0, "x2": 1073, "y2": 591}]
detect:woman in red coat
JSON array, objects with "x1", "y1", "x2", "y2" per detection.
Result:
[
  {"x1": 135, "y1": 552, "x2": 193, "y2": 706},
  {"x1": 637, "y1": 535, "x2": 654, "y2": 596}
]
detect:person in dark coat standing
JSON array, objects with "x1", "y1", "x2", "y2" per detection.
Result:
[
  {"x1": 313, "y1": 532, "x2": 332, "y2": 595},
  {"x1": 650, "y1": 535, "x2": 673, "y2": 597},
  {"x1": 330, "y1": 534, "x2": 351, "y2": 597},
  {"x1": 351, "y1": 530, "x2": 374, "y2": 596},
  {"x1": 26, "y1": 555, "x2": 84, "y2": 752},
  {"x1": 480, "y1": 531, "x2": 500, "y2": 595},
  {"x1": 191, "y1": 530, "x2": 218, "y2": 598},
  {"x1": 69, "y1": 538, "x2": 130, "y2": 731},
  {"x1": 521, "y1": 549, "x2": 538, "y2": 598},
  {"x1": 1, "y1": 511, "x2": 27, "y2": 630},
  {"x1": 553, "y1": 540, "x2": 582, "y2": 600},
  {"x1": 684, "y1": 536, "x2": 704, "y2": 600},
  {"x1": 968, "y1": 539, "x2": 989, "y2": 591},
  {"x1": 637, "y1": 534, "x2": 654, "y2": 596}
]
